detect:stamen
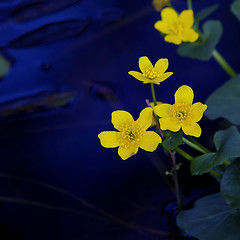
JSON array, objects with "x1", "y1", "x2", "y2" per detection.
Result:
[
  {"x1": 169, "y1": 103, "x2": 192, "y2": 122},
  {"x1": 118, "y1": 121, "x2": 145, "y2": 148},
  {"x1": 144, "y1": 68, "x2": 159, "y2": 79},
  {"x1": 169, "y1": 21, "x2": 184, "y2": 35}
]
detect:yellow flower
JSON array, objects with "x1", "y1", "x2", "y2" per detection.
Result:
[
  {"x1": 153, "y1": 85, "x2": 207, "y2": 137},
  {"x1": 98, "y1": 107, "x2": 162, "y2": 160},
  {"x1": 152, "y1": 0, "x2": 170, "y2": 12},
  {"x1": 154, "y1": 8, "x2": 199, "y2": 45},
  {"x1": 128, "y1": 56, "x2": 173, "y2": 85}
]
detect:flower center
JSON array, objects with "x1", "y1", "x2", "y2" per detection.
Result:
[
  {"x1": 169, "y1": 103, "x2": 192, "y2": 122},
  {"x1": 169, "y1": 21, "x2": 184, "y2": 35},
  {"x1": 118, "y1": 121, "x2": 145, "y2": 148},
  {"x1": 144, "y1": 68, "x2": 159, "y2": 79}
]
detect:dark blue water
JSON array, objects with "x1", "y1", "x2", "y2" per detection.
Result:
[{"x1": 0, "y1": 0, "x2": 239, "y2": 239}]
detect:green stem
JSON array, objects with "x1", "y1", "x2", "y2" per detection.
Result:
[
  {"x1": 185, "y1": 136, "x2": 232, "y2": 166},
  {"x1": 187, "y1": 0, "x2": 192, "y2": 9},
  {"x1": 175, "y1": 147, "x2": 193, "y2": 161},
  {"x1": 150, "y1": 83, "x2": 157, "y2": 106},
  {"x1": 182, "y1": 137, "x2": 206, "y2": 154},
  {"x1": 197, "y1": 29, "x2": 236, "y2": 78},
  {"x1": 175, "y1": 147, "x2": 222, "y2": 179},
  {"x1": 148, "y1": 86, "x2": 182, "y2": 209},
  {"x1": 187, "y1": 136, "x2": 210, "y2": 153},
  {"x1": 212, "y1": 50, "x2": 237, "y2": 78},
  {"x1": 169, "y1": 150, "x2": 182, "y2": 210},
  {"x1": 209, "y1": 169, "x2": 222, "y2": 179},
  {"x1": 224, "y1": 160, "x2": 231, "y2": 166}
]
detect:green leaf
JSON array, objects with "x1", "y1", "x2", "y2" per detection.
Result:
[
  {"x1": 0, "y1": 55, "x2": 10, "y2": 78},
  {"x1": 231, "y1": 0, "x2": 240, "y2": 21},
  {"x1": 190, "y1": 153, "x2": 217, "y2": 175},
  {"x1": 214, "y1": 126, "x2": 240, "y2": 154},
  {"x1": 221, "y1": 158, "x2": 240, "y2": 209},
  {"x1": 205, "y1": 74, "x2": 240, "y2": 125},
  {"x1": 195, "y1": 4, "x2": 219, "y2": 24},
  {"x1": 177, "y1": 193, "x2": 240, "y2": 240},
  {"x1": 177, "y1": 20, "x2": 223, "y2": 60},
  {"x1": 162, "y1": 130, "x2": 183, "y2": 150},
  {"x1": 190, "y1": 126, "x2": 240, "y2": 175}
]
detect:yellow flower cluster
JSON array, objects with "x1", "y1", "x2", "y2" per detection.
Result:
[{"x1": 98, "y1": 55, "x2": 207, "y2": 160}]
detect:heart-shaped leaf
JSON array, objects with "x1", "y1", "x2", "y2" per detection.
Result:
[
  {"x1": 195, "y1": 4, "x2": 219, "y2": 25},
  {"x1": 177, "y1": 20, "x2": 223, "y2": 60},
  {"x1": 231, "y1": 0, "x2": 240, "y2": 21},
  {"x1": 177, "y1": 193, "x2": 240, "y2": 240},
  {"x1": 190, "y1": 126, "x2": 240, "y2": 175},
  {"x1": 205, "y1": 74, "x2": 240, "y2": 125},
  {"x1": 221, "y1": 158, "x2": 240, "y2": 209}
]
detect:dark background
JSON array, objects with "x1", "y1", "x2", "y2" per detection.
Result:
[{"x1": 0, "y1": 0, "x2": 239, "y2": 239}]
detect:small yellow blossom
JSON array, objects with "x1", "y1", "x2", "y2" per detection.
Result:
[
  {"x1": 154, "y1": 8, "x2": 199, "y2": 45},
  {"x1": 98, "y1": 107, "x2": 162, "y2": 160},
  {"x1": 153, "y1": 85, "x2": 207, "y2": 137},
  {"x1": 152, "y1": 0, "x2": 170, "y2": 12},
  {"x1": 128, "y1": 56, "x2": 173, "y2": 85}
]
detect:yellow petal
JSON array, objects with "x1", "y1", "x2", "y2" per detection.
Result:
[
  {"x1": 181, "y1": 29, "x2": 199, "y2": 42},
  {"x1": 136, "y1": 107, "x2": 153, "y2": 130},
  {"x1": 150, "y1": 101, "x2": 162, "y2": 108},
  {"x1": 142, "y1": 79, "x2": 156, "y2": 84},
  {"x1": 154, "y1": 20, "x2": 170, "y2": 34},
  {"x1": 128, "y1": 71, "x2": 147, "y2": 82},
  {"x1": 143, "y1": 79, "x2": 160, "y2": 85},
  {"x1": 182, "y1": 121, "x2": 201, "y2": 137},
  {"x1": 190, "y1": 102, "x2": 207, "y2": 122},
  {"x1": 164, "y1": 34, "x2": 182, "y2": 45},
  {"x1": 151, "y1": 72, "x2": 173, "y2": 84},
  {"x1": 175, "y1": 85, "x2": 194, "y2": 105},
  {"x1": 154, "y1": 103, "x2": 171, "y2": 118},
  {"x1": 98, "y1": 131, "x2": 119, "y2": 148},
  {"x1": 161, "y1": 8, "x2": 178, "y2": 24},
  {"x1": 139, "y1": 56, "x2": 153, "y2": 73},
  {"x1": 179, "y1": 10, "x2": 194, "y2": 28},
  {"x1": 139, "y1": 131, "x2": 162, "y2": 151},
  {"x1": 150, "y1": 102, "x2": 162, "y2": 128},
  {"x1": 118, "y1": 145, "x2": 138, "y2": 160},
  {"x1": 112, "y1": 110, "x2": 134, "y2": 130},
  {"x1": 150, "y1": 117, "x2": 158, "y2": 128},
  {"x1": 159, "y1": 117, "x2": 181, "y2": 132},
  {"x1": 154, "y1": 58, "x2": 169, "y2": 74}
]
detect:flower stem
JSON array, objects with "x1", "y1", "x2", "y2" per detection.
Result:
[
  {"x1": 147, "y1": 90, "x2": 182, "y2": 210},
  {"x1": 186, "y1": 136, "x2": 210, "y2": 153},
  {"x1": 182, "y1": 137, "x2": 206, "y2": 154},
  {"x1": 150, "y1": 83, "x2": 157, "y2": 106},
  {"x1": 212, "y1": 50, "x2": 237, "y2": 78},
  {"x1": 175, "y1": 147, "x2": 193, "y2": 161},
  {"x1": 187, "y1": 0, "x2": 192, "y2": 10},
  {"x1": 169, "y1": 150, "x2": 182, "y2": 210},
  {"x1": 175, "y1": 147, "x2": 222, "y2": 179}
]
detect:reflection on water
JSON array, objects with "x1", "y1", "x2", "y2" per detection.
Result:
[
  {"x1": 8, "y1": 19, "x2": 91, "y2": 48},
  {"x1": 0, "y1": 89, "x2": 77, "y2": 122}
]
